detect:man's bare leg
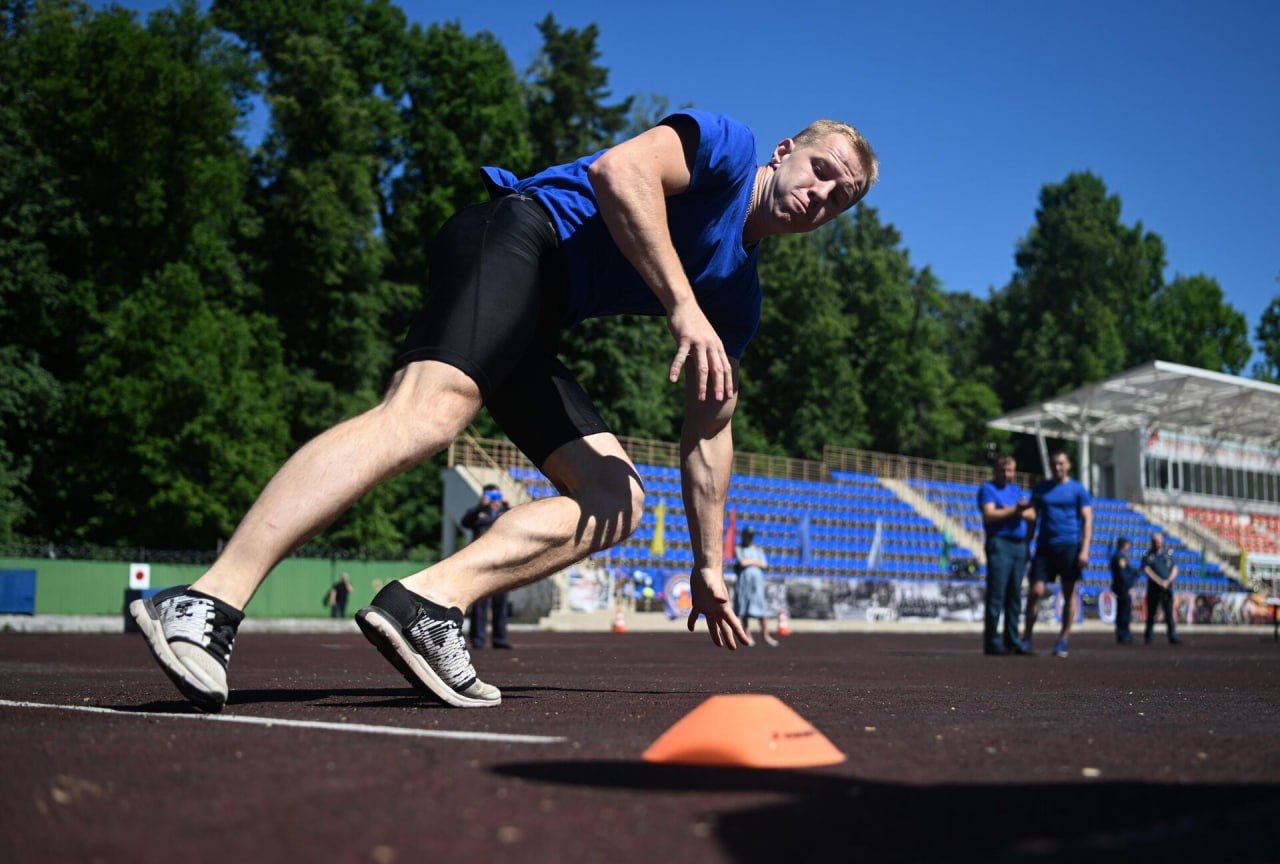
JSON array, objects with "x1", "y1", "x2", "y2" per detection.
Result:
[
  {"x1": 1058, "y1": 579, "x2": 1078, "y2": 640},
  {"x1": 1024, "y1": 582, "x2": 1044, "y2": 643},
  {"x1": 192, "y1": 360, "x2": 482, "y2": 609},
  {"x1": 759, "y1": 616, "x2": 778, "y2": 647},
  {"x1": 400, "y1": 433, "x2": 645, "y2": 608}
]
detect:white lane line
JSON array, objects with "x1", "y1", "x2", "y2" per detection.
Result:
[{"x1": 0, "y1": 699, "x2": 567, "y2": 744}]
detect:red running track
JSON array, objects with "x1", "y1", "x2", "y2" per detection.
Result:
[{"x1": 2, "y1": 630, "x2": 1278, "y2": 862}]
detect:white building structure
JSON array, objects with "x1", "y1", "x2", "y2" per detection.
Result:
[{"x1": 989, "y1": 361, "x2": 1280, "y2": 588}]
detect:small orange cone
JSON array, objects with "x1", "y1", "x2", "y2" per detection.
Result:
[
  {"x1": 611, "y1": 608, "x2": 627, "y2": 633},
  {"x1": 777, "y1": 609, "x2": 792, "y2": 637},
  {"x1": 642, "y1": 694, "x2": 845, "y2": 769}
]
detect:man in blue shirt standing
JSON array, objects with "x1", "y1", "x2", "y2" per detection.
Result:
[
  {"x1": 976, "y1": 455, "x2": 1034, "y2": 655},
  {"x1": 130, "y1": 111, "x2": 879, "y2": 711},
  {"x1": 1024, "y1": 450, "x2": 1093, "y2": 658}
]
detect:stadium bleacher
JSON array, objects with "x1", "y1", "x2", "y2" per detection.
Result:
[
  {"x1": 1186, "y1": 507, "x2": 1280, "y2": 555},
  {"x1": 508, "y1": 462, "x2": 1247, "y2": 593},
  {"x1": 509, "y1": 464, "x2": 974, "y2": 580}
]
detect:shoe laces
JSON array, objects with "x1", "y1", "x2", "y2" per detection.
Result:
[
  {"x1": 405, "y1": 606, "x2": 476, "y2": 688},
  {"x1": 161, "y1": 595, "x2": 238, "y2": 664}
]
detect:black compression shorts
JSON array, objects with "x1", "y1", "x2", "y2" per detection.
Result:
[
  {"x1": 1031, "y1": 544, "x2": 1082, "y2": 584},
  {"x1": 393, "y1": 194, "x2": 610, "y2": 467}
]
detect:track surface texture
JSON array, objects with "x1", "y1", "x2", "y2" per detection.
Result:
[{"x1": 2, "y1": 630, "x2": 1278, "y2": 863}]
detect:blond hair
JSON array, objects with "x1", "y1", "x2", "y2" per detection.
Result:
[{"x1": 793, "y1": 119, "x2": 879, "y2": 193}]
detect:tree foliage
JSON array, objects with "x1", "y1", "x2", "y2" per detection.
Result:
[
  {"x1": 1, "y1": 1, "x2": 1255, "y2": 552},
  {"x1": 1252, "y1": 295, "x2": 1280, "y2": 383}
]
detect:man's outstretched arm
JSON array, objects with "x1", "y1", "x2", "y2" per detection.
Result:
[
  {"x1": 588, "y1": 118, "x2": 734, "y2": 402},
  {"x1": 681, "y1": 358, "x2": 750, "y2": 649}
]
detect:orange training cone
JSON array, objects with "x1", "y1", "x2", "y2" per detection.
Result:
[
  {"x1": 642, "y1": 694, "x2": 845, "y2": 769},
  {"x1": 612, "y1": 608, "x2": 627, "y2": 633},
  {"x1": 777, "y1": 609, "x2": 792, "y2": 637}
]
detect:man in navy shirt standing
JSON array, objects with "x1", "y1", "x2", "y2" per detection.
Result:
[
  {"x1": 460, "y1": 485, "x2": 513, "y2": 650},
  {"x1": 976, "y1": 455, "x2": 1034, "y2": 655},
  {"x1": 1142, "y1": 532, "x2": 1181, "y2": 646},
  {"x1": 1024, "y1": 450, "x2": 1093, "y2": 658},
  {"x1": 1109, "y1": 537, "x2": 1137, "y2": 644},
  {"x1": 130, "y1": 110, "x2": 879, "y2": 711}
]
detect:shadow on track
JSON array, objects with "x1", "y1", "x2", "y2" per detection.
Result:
[
  {"x1": 493, "y1": 760, "x2": 1280, "y2": 863},
  {"x1": 500, "y1": 686, "x2": 703, "y2": 696},
  {"x1": 113, "y1": 687, "x2": 424, "y2": 712}
]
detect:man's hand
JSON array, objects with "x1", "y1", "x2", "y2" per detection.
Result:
[
  {"x1": 1077, "y1": 548, "x2": 1090, "y2": 569},
  {"x1": 687, "y1": 567, "x2": 751, "y2": 649},
  {"x1": 668, "y1": 298, "x2": 733, "y2": 402}
]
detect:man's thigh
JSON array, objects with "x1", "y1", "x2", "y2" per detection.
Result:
[{"x1": 381, "y1": 358, "x2": 483, "y2": 442}]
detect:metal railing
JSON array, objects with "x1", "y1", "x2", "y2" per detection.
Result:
[
  {"x1": 823, "y1": 445, "x2": 1037, "y2": 490},
  {"x1": 449, "y1": 432, "x2": 1021, "y2": 489},
  {"x1": 0, "y1": 541, "x2": 427, "y2": 565}
]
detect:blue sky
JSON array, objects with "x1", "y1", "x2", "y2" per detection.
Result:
[{"x1": 111, "y1": 0, "x2": 1279, "y2": 352}]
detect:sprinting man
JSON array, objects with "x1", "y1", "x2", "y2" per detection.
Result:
[
  {"x1": 130, "y1": 110, "x2": 877, "y2": 710},
  {"x1": 1023, "y1": 450, "x2": 1093, "y2": 658}
]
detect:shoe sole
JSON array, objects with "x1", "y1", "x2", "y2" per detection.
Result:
[
  {"x1": 129, "y1": 599, "x2": 227, "y2": 713},
  {"x1": 355, "y1": 606, "x2": 500, "y2": 709}
]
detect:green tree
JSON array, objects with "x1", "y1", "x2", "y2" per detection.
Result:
[
  {"x1": 1251, "y1": 294, "x2": 1280, "y2": 382},
  {"x1": 743, "y1": 232, "x2": 864, "y2": 458},
  {"x1": 986, "y1": 172, "x2": 1166, "y2": 407},
  {"x1": 525, "y1": 13, "x2": 631, "y2": 170},
  {"x1": 3, "y1": 0, "x2": 284, "y2": 545},
  {"x1": 383, "y1": 20, "x2": 532, "y2": 291},
  {"x1": 1142, "y1": 274, "x2": 1251, "y2": 373},
  {"x1": 78, "y1": 265, "x2": 290, "y2": 547},
  {"x1": 819, "y1": 208, "x2": 1001, "y2": 461}
]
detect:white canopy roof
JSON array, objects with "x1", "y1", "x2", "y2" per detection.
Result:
[{"x1": 988, "y1": 361, "x2": 1280, "y2": 447}]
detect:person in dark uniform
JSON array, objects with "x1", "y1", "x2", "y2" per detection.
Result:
[
  {"x1": 1109, "y1": 538, "x2": 1137, "y2": 644},
  {"x1": 461, "y1": 485, "x2": 512, "y2": 648},
  {"x1": 327, "y1": 572, "x2": 353, "y2": 618},
  {"x1": 1142, "y1": 532, "x2": 1181, "y2": 645},
  {"x1": 976, "y1": 455, "x2": 1034, "y2": 655}
]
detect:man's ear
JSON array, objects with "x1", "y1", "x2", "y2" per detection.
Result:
[{"x1": 769, "y1": 137, "x2": 795, "y2": 166}]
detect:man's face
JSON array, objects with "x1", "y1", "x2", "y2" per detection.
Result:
[
  {"x1": 1151, "y1": 533, "x2": 1164, "y2": 552},
  {"x1": 763, "y1": 133, "x2": 867, "y2": 234},
  {"x1": 1051, "y1": 453, "x2": 1071, "y2": 481},
  {"x1": 1119, "y1": 543, "x2": 1130, "y2": 556},
  {"x1": 994, "y1": 460, "x2": 1016, "y2": 486}
]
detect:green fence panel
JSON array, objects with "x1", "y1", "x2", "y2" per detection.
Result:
[{"x1": 0, "y1": 557, "x2": 423, "y2": 618}]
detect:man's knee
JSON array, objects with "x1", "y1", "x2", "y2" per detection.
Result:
[
  {"x1": 577, "y1": 471, "x2": 645, "y2": 546},
  {"x1": 379, "y1": 360, "x2": 481, "y2": 459}
]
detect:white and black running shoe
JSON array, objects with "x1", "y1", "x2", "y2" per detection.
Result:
[
  {"x1": 130, "y1": 586, "x2": 243, "y2": 712},
  {"x1": 356, "y1": 581, "x2": 500, "y2": 708}
]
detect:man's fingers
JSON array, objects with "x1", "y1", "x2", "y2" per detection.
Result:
[
  {"x1": 708, "y1": 618, "x2": 723, "y2": 647},
  {"x1": 710, "y1": 351, "x2": 725, "y2": 402},
  {"x1": 721, "y1": 619, "x2": 737, "y2": 650},
  {"x1": 687, "y1": 609, "x2": 697, "y2": 632},
  {"x1": 727, "y1": 609, "x2": 750, "y2": 645},
  {"x1": 669, "y1": 341, "x2": 691, "y2": 383},
  {"x1": 696, "y1": 345, "x2": 709, "y2": 400}
]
